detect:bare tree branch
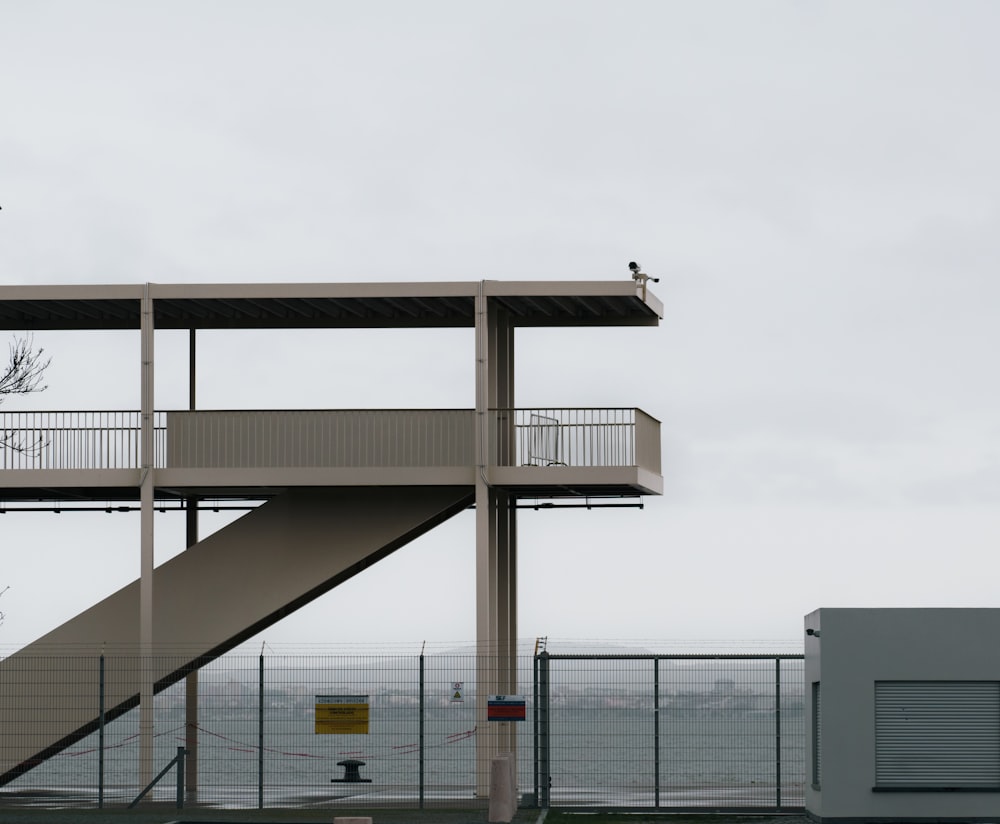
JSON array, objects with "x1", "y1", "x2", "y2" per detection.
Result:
[
  {"x1": 0, "y1": 335, "x2": 49, "y2": 396},
  {"x1": 0, "y1": 334, "x2": 51, "y2": 455}
]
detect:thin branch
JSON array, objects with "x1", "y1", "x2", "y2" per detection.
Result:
[
  {"x1": 0, "y1": 429, "x2": 45, "y2": 456},
  {"x1": 0, "y1": 335, "x2": 50, "y2": 397},
  {"x1": 0, "y1": 335, "x2": 51, "y2": 455}
]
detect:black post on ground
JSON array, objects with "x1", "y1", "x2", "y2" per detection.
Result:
[
  {"x1": 259, "y1": 652, "x2": 265, "y2": 809},
  {"x1": 419, "y1": 647, "x2": 426, "y2": 810},
  {"x1": 653, "y1": 657, "x2": 660, "y2": 809},
  {"x1": 97, "y1": 654, "x2": 105, "y2": 809},
  {"x1": 536, "y1": 651, "x2": 550, "y2": 809}
]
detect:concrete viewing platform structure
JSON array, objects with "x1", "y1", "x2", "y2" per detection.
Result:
[{"x1": 0, "y1": 278, "x2": 662, "y2": 794}]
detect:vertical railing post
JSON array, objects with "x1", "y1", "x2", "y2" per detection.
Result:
[
  {"x1": 98, "y1": 652, "x2": 105, "y2": 809},
  {"x1": 258, "y1": 652, "x2": 265, "y2": 809},
  {"x1": 775, "y1": 657, "x2": 782, "y2": 810},
  {"x1": 537, "y1": 651, "x2": 550, "y2": 808},
  {"x1": 654, "y1": 657, "x2": 660, "y2": 809},
  {"x1": 419, "y1": 648, "x2": 425, "y2": 809}
]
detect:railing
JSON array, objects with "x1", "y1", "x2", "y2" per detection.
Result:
[
  {"x1": 493, "y1": 408, "x2": 660, "y2": 471},
  {"x1": 1, "y1": 408, "x2": 660, "y2": 473},
  {"x1": 0, "y1": 412, "x2": 166, "y2": 471},
  {"x1": 165, "y1": 409, "x2": 475, "y2": 469}
]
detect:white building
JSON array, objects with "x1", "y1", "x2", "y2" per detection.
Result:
[{"x1": 806, "y1": 607, "x2": 1000, "y2": 822}]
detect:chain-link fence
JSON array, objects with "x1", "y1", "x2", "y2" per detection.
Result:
[{"x1": 0, "y1": 646, "x2": 804, "y2": 813}]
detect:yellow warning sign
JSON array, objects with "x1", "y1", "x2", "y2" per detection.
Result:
[
  {"x1": 315, "y1": 695, "x2": 369, "y2": 734},
  {"x1": 450, "y1": 681, "x2": 465, "y2": 703}
]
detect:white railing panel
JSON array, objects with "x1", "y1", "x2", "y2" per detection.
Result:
[
  {"x1": 1, "y1": 408, "x2": 660, "y2": 474},
  {"x1": 495, "y1": 408, "x2": 643, "y2": 468},
  {"x1": 165, "y1": 409, "x2": 476, "y2": 469},
  {"x1": 0, "y1": 411, "x2": 161, "y2": 471}
]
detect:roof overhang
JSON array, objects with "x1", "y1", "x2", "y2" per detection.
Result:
[{"x1": 0, "y1": 280, "x2": 662, "y2": 331}]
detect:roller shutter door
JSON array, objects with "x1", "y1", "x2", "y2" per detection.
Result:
[{"x1": 875, "y1": 681, "x2": 1000, "y2": 788}]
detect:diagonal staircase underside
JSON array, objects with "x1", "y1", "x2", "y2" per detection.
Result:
[{"x1": 0, "y1": 485, "x2": 473, "y2": 786}]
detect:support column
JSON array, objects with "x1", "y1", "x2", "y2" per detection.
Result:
[
  {"x1": 184, "y1": 329, "x2": 199, "y2": 799},
  {"x1": 139, "y1": 284, "x2": 155, "y2": 788},
  {"x1": 475, "y1": 286, "x2": 518, "y2": 796}
]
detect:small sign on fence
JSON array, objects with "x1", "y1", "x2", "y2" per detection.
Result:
[
  {"x1": 315, "y1": 695, "x2": 369, "y2": 734},
  {"x1": 451, "y1": 681, "x2": 465, "y2": 702},
  {"x1": 487, "y1": 695, "x2": 526, "y2": 721}
]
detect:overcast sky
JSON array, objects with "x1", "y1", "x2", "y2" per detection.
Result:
[{"x1": 2, "y1": 1, "x2": 999, "y2": 651}]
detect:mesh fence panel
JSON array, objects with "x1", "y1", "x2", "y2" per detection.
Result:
[
  {"x1": 0, "y1": 647, "x2": 804, "y2": 812},
  {"x1": 539, "y1": 654, "x2": 805, "y2": 810}
]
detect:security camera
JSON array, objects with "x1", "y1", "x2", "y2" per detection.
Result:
[
  {"x1": 806, "y1": 628, "x2": 821, "y2": 637},
  {"x1": 628, "y1": 261, "x2": 659, "y2": 283}
]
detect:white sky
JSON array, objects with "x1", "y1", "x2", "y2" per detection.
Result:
[{"x1": 2, "y1": 1, "x2": 999, "y2": 650}]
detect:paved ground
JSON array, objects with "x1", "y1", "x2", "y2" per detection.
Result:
[
  {"x1": 0, "y1": 809, "x2": 535, "y2": 824},
  {"x1": 0, "y1": 809, "x2": 813, "y2": 824}
]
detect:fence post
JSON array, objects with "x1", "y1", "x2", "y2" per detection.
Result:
[
  {"x1": 775, "y1": 657, "x2": 781, "y2": 810},
  {"x1": 532, "y1": 653, "x2": 538, "y2": 805},
  {"x1": 98, "y1": 653, "x2": 105, "y2": 809},
  {"x1": 258, "y1": 653, "x2": 265, "y2": 809},
  {"x1": 419, "y1": 649, "x2": 425, "y2": 810},
  {"x1": 537, "y1": 651, "x2": 550, "y2": 809},
  {"x1": 176, "y1": 746, "x2": 186, "y2": 809},
  {"x1": 653, "y1": 657, "x2": 660, "y2": 809}
]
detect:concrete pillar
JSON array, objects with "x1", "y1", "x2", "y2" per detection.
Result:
[
  {"x1": 475, "y1": 288, "x2": 518, "y2": 795},
  {"x1": 139, "y1": 284, "x2": 155, "y2": 788},
  {"x1": 184, "y1": 329, "x2": 199, "y2": 797}
]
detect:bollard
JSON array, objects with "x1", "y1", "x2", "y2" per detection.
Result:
[
  {"x1": 488, "y1": 753, "x2": 517, "y2": 824},
  {"x1": 332, "y1": 758, "x2": 372, "y2": 783}
]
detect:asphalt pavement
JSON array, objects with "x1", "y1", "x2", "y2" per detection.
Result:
[{"x1": 0, "y1": 808, "x2": 813, "y2": 824}]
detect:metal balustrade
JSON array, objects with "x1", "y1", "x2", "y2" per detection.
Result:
[
  {"x1": 493, "y1": 408, "x2": 660, "y2": 470},
  {"x1": 0, "y1": 411, "x2": 165, "y2": 471},
  {"x1": 164, "y1": 409, "x2": 476, "y2": 469},
  {"x1": 1, "y1": 408, "x2": 659, "y2": 473}
]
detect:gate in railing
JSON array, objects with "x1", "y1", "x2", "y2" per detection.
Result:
[{"x1": 534, "y1": 652, "x2": 805, "y2": 812}]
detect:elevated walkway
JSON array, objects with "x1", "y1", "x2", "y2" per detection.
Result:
[
  {"x1": 0, "y1": 485, "x2": 473, "y2": 785},
  {"x1": 0, "y1": 407, "x2": 661, "y2": 503}
]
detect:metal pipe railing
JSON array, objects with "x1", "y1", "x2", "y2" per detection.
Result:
[
  {"x1": 493, "y1": 408, "x2": 657, "y2": 469},
  {"x1": 1, "y1": 408, "x2": 659, "y2": 472},
  {"x1": 0, "y1": 411, "x2": 163, "y2": 470}
]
